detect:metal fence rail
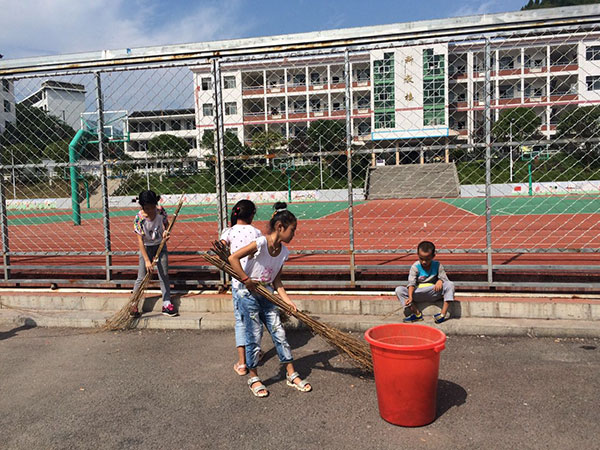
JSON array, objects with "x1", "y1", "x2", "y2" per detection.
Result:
[{"x1": 2, "y1": 7, "x2": 600, "y2": 290}]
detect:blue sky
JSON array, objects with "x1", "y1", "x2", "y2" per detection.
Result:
[{"x1": 1, "y1": 0, "x2": 527, "y2": 60}]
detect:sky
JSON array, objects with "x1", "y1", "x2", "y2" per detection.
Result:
[{"x1": 0, "y1": 0, "x2": 528, "y2": 60}]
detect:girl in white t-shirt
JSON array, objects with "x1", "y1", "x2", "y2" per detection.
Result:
[
  {"x1": 220, "y1": 199, "x2": 262, "y2": 376},
  {"x1": 229, "y1": 202, "x2": 312, "y2": 398}
]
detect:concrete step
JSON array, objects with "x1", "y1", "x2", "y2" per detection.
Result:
[
  {"x1": 367, "y1": 163, "x2": 460, "y2": 199},
  {"x1": 1, "y1": 308, "x2": 598, "y2": 338},
  {"x1": 1, "y1": 289, "x2": 599, "y2": 321}
]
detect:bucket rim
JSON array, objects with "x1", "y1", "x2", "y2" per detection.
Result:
[{"x1": 364, "y1": 323, "x2": 446, "y2": 352}]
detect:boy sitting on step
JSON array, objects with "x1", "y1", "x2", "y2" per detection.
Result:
[{"x1": 395, "y1": 240, "x2": 455, "y2": 323}]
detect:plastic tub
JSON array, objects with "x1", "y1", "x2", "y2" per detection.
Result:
[{"x1": 365, "y1": 323, "x2": 446, "y2": 426}]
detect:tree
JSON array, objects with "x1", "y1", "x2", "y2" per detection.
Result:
[
  {"x1": 307, "y1": 119, "x2": 346, "y2": 152},
  {"x1": 307, "y1": 120, "x2": 347, "y2": 178},
  {"x1": 492, "y1": 107, "x2": 542, "y2": 141},
  {"x1": 250, "y1": 130, "x2": 286, "y2": 164},
  {"x1": 199, "y1": 129, "x2": 248, "y2": 182},
  {"x1": 556, "y1": 106, "x2": 600, "y2": 139},
  {"x1": 0, "y1": 104, "x2": 76, "y2": 159},
  {"x1": 147, "y1": 134, "x2": 190, "y2": 159},
  {"x1": 556, "y1": 106, "x2": 600, "y2": 166}
]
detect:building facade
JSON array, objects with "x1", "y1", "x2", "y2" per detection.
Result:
[
  {"x1": 20, "y1": 80, "x2": 86, "y2": 130},
  {"x1": 190, "y1": 30, "x2": 600, "y2": 156},
  {"x1": 0, "y1": 78, "x2": 15, "y2": 134}
]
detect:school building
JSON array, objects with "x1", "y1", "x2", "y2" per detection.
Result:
[{"x1": 189, "y1": 14, "x2": 600, "y2": 160}]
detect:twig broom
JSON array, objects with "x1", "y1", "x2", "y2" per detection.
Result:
[
  {"x1": 102, "y1": 196, "x2": 186, "y2": 331},
  {"x1": 205, "y1": 241, "x2": 373, "y2": 372}
]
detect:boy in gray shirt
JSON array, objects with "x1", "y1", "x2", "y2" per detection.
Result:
[{"x1": 395, "y1": 240, "x2": 454, "y2": 323}]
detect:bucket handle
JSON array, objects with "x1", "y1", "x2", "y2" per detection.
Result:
[{"x1": 434, "y1": 343, "x2": 445, "y2": 353}]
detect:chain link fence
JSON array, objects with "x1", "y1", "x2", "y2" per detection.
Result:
[{"x1": 1, "y1": 10, "x2": 600, "y2": 289}]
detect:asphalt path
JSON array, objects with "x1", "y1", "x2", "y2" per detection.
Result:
[{"x1": 1, "y1": 325, "x2": 598, "y2": 450}]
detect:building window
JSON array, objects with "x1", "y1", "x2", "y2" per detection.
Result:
[
  {"x1": 310, "y1": 98, "x2": 321, "y2": 111},
  {"x1": 3, "y1": 100, "x2": 10, "y2": 113},
  {"x1": 225, "y1": 127, "x2": 238, "y2": 136},
  {"x1": 357, "y1": 95, "x2": 370, "y2": 108},
  {"x1": 291, "y1": 73, "x2": 306, "y2": 86},
  {"x1": 223, "y1": 76, "x2": 236, "y2": 89},
  {"x1": 2, "y1": 79, "x2": 9, "y2": 93},
  {"x1": 185, "y1": 120, "x2": 194, "y2": 130},
  {"x1": 355, "y1": 69, "x2": 370, "y2": 82},
  {"x1": 201, "y1": 77, "x2": 212, "y2": 91},
  {"x1": 224, "y1": 102, "x2": 237, "y2": 115},
  {"x1": 499, "y1": 56, "x2": 514, "y2": 70},
  {"x1": 586, "y1": 46, "x2": 600, "y2": 61},
  {"x1": 203, "y1": 103, "x2": 214, "y2": 116},
  {"x1": 292, "y1": 99, "x2": 306, "y2": 113},
  {"x1": 310, "y1": 72, "x2": 321, "y2": 85},
  {"x1": 172, "y1": 120, "x2": 181, "y2": 131},
  {"x1": 587, "y1": 76, "x2": 600, "y2": 91},
  {"x1": 374, "y1": 112, "x2": 394, "y2": 129}
]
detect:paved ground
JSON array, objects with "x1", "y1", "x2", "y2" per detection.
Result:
[{"x1": 1, "y1": 325, "x2": 598, "y2": 450}]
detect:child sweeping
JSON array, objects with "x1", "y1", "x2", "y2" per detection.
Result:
[{"x1": 228, "y1": 202, "x2": 311, "y2": 398}]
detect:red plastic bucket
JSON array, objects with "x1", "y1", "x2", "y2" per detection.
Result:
[{"x1": 365, "y1": 323, "x2": 446, "y2": 427}]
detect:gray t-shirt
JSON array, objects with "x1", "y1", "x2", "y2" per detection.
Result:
[{"x1": 133, "y1": 206, "x2": 169, "y2": 246}]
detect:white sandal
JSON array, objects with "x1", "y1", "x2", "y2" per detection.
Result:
[
  {"x1": 248, "y1": 376, "x2": 268, "y2": 398},
  {"x1": 286, "y1": 371, "x2": 312, "y2": 392}
]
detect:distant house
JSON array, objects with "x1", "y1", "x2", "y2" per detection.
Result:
[
  {"x1": 125, "y1": 108, "x2": 197, "y2": 158},
  {"x1": 20, "y1": 80, "x2": 86, "y2": 130}
]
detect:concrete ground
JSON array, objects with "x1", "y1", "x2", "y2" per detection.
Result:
[{"x1": 0, "y1": 326, "x2": 598, "y2": 450}]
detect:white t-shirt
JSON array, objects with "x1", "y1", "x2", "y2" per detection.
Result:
[
  {"x1": 244, "y1": 236, "x2": 289, "y2": 285},
  {"x1": 220, "y1": 224, "x2": 262, "y2": 288}
]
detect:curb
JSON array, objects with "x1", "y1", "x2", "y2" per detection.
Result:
[{"x1": 1, "y1": 309, "x2": 599, "y2": 338}]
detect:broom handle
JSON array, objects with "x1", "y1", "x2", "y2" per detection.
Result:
[{"x1": 148, "y1": 196, "x2": 185, "y2": 270}]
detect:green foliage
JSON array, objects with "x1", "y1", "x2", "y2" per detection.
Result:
[
  {"x1": 250, "y1": 130, "x2": 286, "y2": 156},
  {"x1": 308, "y1": 120, "x2": 347, "y2": 178},
  {"x1": 43, "y1": 140, "x2": 70, "y2": 163},
  {"x1": 522, "y1": 0, "x2": 599, "y2": 10},
  {"x1": 492, "y1": 107, "x2": 542, "y2": 141},
  {"x1": 0, "y1": 104, "x2": 76, "y2": 159},
  {"x1": 556, "y1": 106, "x2": 600, "y2": 138},
  {"x1": 147, "y1": 134, "x2": 190, "y2": 159},
  {"x1": 307, "y1": 120, "x2": 345, "y2": 152}
]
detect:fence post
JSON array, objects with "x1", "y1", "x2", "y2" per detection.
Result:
[
  {"x1": 95, "y1": 72, "x2": 112, "y2": 282},
  {"x1": 484, "y1": 39, "x2": 493, "y2": 286},
  {"x1": 344, "y1": 48, "x2": 356, "y2": 287},
  {"x1": 212, "y1": 58, "x2": 228, "y2": 287},
  {"x1": 0, "y1": 155, "x2": 10, "y2": 281}
]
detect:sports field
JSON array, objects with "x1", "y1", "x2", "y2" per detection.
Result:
[{"x1": 4, "y1": 196, "x2": 600, "y2": 276}]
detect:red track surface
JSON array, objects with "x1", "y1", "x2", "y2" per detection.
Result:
[{"x1": 6, "y1": 199, "x2": 600, "y2": 270}]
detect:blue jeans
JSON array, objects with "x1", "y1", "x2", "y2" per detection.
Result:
[
  {"x1": 238, "y1": 288, "x2": 293, "y2": 369},
  {"x1": 231, "y1": 288, "x2": 247, "y2": 347}
]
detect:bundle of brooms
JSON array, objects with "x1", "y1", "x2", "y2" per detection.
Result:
[
  {"x1": 204, "y1": 241, "x2": 373, "y2": 372},
  {"x1": 102, "y1": 196, "x2": 186, "y2": 331}
]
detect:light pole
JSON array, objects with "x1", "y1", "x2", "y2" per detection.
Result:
[
  {"x1": 11, "y1": 148, "x2": 16, "y2": 199},
  {"x1": 509, "y1": 119, "x2": 514, "y2": 182},
  {"x1": 318, "y1": 136, "x2": 323, "y2": 189}
]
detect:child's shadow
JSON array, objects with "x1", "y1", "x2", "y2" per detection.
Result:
[
  {"x1": 261, "y1": 330, "x2": 372, "y2": 386},
  {"x1": 436, "y1": 379, "x2": 467, "y2": 419}
]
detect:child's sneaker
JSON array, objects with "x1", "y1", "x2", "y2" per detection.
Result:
[
  {"x1": 434, "y1": 313, "x2": 447, "y2": 324},
  {"x1": 403, "y1": 312, "x2": 423, "y2": 323},
  {"x1": 129, "y1": 306, "x2": 141, "y2": 318},
  {"x1": 162, "y1": 304, "x2": 179, "y2": 317}
]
